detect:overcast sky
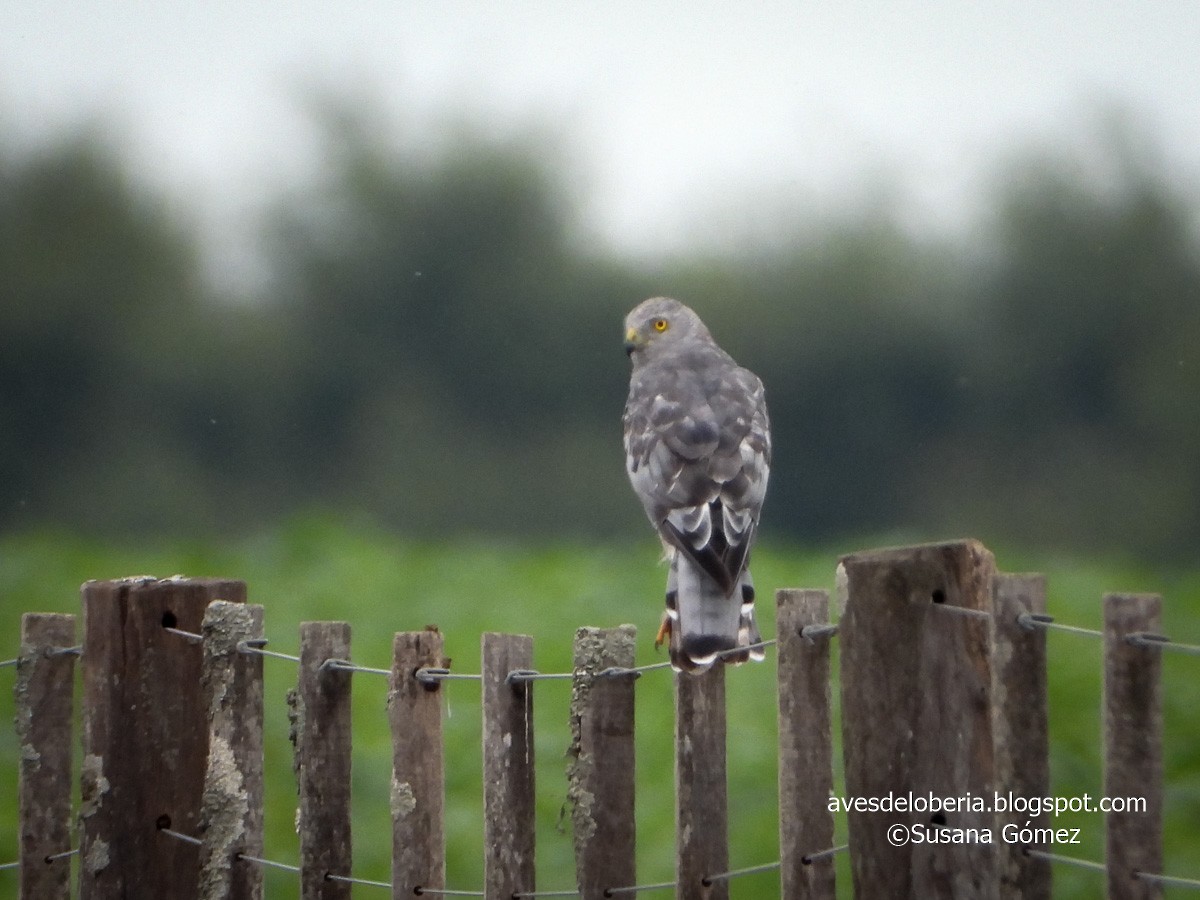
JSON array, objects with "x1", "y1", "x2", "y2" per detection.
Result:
[{"x1": 3, "y1": 1, "x2": 1198, "y2": 280}]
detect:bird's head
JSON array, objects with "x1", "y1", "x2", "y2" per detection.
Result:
[{"x1": 623, "y1": 296, "x2": 710, "y2": 358}]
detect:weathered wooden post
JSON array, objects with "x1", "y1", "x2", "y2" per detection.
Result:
[
  {"x1": 675, "y1": 664, "x2": 728, "y2": 900},
  {"x1": 991, "y1": 574, "x2": 1051, "y2": 900},
  {"x1": 198, "y1": 600, "x2": 265, "y2": 900},
  {"x1": 389, "y1": 629, "x2": 448, "y2": 898},
  {"x1": 567, "y1": 625, "x2": 637, "y2": 899},
  {"x1": 1103, "y1": 593, "x2": 1163, "y2": 900},
  {"x1": 80, "y1": 577, "x2": 246, "y2": 900},
  {"x1": 838, "y1": 540, "x2": 999, "y2": 898},
  {"x1": 15, "y1": 613, "x2": 77, "y2": 900},
  {"x1": 482, "y1": 633, "x2": 535, "y2": 900},
  {"x1": 292, "y1": 622, "x2": 353, "y2": 899},
  {"x1": 776, "y1": 589, "x2": 836, "y2": 899}
]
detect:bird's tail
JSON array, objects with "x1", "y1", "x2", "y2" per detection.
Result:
[{"x1": 661, "y1": 552, "x2": 764, "y2": 673}]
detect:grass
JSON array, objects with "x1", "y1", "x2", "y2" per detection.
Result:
[{"x1": 1, "y1": 517, "x2": 1198, "y2": 896}]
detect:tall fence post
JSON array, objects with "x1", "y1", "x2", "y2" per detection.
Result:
[
  {"x1": 80, "y1": 577, "x2": 246, "y2": 900},
  {"x1": 389, "y1": 629, "x2": 448, "y2": 898},
  {"x1": 990, "y1": 574, "x2": 1051, "y2": 900},
  {"x1": 292, "y1": 622, "x2": 353, "y2": 899},
  {"x1": 838, "y1": 540, "x2": 999, "y2": 899},
  {"x1": 776, "y1": 589, "x2": 836, "y2": 899},
  {"x1": 675, "y1": 665, "x2": 728, "y2": 900},
  {"x1": 15, "y1": 612, "x2": 77, "y2": 900},
  {"x1": 198, "y1": 600, "x2": 265, "y2": 900},
  {"x1": 481, "y1": 633, "x2": 535, "y2": 900},
  {"x1": 567, "y1": 625, "x2": 637, "y2": 899},
  {"x1": 1103, "y1": 593, "x2": 1163, "y2": 900}
]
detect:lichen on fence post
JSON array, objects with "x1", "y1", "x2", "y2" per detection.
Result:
[
  {"x1": 292, "y1": 621, "x2": 353, "y2": 900},
  {"x1": 775, "y1": 589, "x2": 835, "y2": 899},
  {"x1": 991, "y1": 574, "x2": 1051, "y2": 900},
  {"x1": 80, "y1": 577, "x2": 246, "y2": 900},
  {"x1": 675, "y1": 663, "x2": 728, "y2": 900},
  {"x1": 16, "y1": 612, "x2": 77, "y2": 900},
  {"x1": 1103, "y1": 593, "x2": 1163, "y2": 900},
  {"x1": 198, "y1": 600, "x2": 265, "y2": 900},
  {"x1": 481, "y1": 632, "x2": 535, "y2": 900},
  {"x1": 567, "y1": 624, "x2": 637, "y2": 899},
  {"x1": 388, "y1": 628, "x2": 448, "y2": 898}
]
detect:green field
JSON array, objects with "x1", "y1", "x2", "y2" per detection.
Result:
[{"x1": 2, "y1": 519, "x2": 1198, "y2": 896}]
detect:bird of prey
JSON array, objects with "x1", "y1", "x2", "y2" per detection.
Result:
[{"x1": 622, "y1": 297, "x2": 771, "y2": 673}]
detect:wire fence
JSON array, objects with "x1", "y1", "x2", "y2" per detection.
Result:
[{"x1": 2, "y1": 540, "x2": 1198, "y2": 898}]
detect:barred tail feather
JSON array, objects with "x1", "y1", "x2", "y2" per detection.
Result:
[{"x1": 666, "y1": 553, "x2": 764, "y2": 673}]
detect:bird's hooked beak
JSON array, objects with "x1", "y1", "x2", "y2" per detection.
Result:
[{"x1": 624, "y1": 326, "x2": 641, "y2": 356}]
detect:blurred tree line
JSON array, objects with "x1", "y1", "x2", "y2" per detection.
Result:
[{"x1": 2, "y1": 107, "x2": 1198, "y2": 558}]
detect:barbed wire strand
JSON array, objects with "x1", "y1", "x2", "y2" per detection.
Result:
[
  {"x1": 0, "y1": 658, "x2": 16, "y2": 668},
  {"x1": 702, "y1": 860, "x2": 781, "y2": 884},
  {"x1": 1127, "y1": 632, "x2": 1200, "y2": 657},
  {"x1": 44, "y1": 848, "x2": 78, "y2": 863},
  {"x1": 1136, "y1": 869, "x2": 1200, "y2": 890},
  {"x1": 0, "y1": 861, "x2": 19, "y2": 871},
  {"x1": 603, "y1": 878, "x2": 677, "y2": 896},
  {"x1": 326, "y1": 871, "x2": 391, "y2": 888},
  {"x1": 801, "y1": 843, "x2": 849, "y2": 864}
]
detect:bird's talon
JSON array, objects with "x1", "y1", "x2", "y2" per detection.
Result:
[{"x1": 654, "y1": 616, "x2": 671, "y2": 650}]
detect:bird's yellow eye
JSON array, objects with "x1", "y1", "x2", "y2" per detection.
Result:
[{"x1": 653, "y1": 318, "x2": 669, "y2": 332}]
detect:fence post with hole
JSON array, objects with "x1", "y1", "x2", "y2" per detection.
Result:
[
  {"x1": 79, "y1": 577, "x2": 246, "y2": 900},
  {"x1": 838, "y1": 541, "x2": 999, "y2": 898}
]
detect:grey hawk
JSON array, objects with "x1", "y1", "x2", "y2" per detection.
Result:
[{"x1": 622, "y1": 296, "x2": 771, "y2": 673}]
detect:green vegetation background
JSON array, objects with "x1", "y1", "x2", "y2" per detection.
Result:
[{"x1": 3, "y1": 519, "x2": 1199, "y2": 897}]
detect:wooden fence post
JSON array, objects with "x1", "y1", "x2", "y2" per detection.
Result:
[
  {"x1": 838, "y1": 540, "x2": 999, "y2": 899},
  {"x1": 198, "y1": 600, "x2": 265, "y2": 900},
  {"x1": 567, "y1": 625, "x2": 637, "y2": 899},
  {"x1": 15, "y1": 613, "x2": 77, "y2": 900},
  {"x1": 389, "y1": 629, "x2": 448, "y2": 898},
  {"x1": 292, "y1": 622, "x2": 353, "y2": 899},
  {"x1": 1103, "y1": 593, "x2": 1163, "y2": 900},
  {"x1": 80, "y1": 577, "x2": 246, "y2": 900},
  {"x1": 481, "y1": 633, "x2": 535, "y2": 900},
  {"x1": 990, "y1": 574, "x2": 1051, "y2": 900},
  {"x1": 776, "y1": 589, "x2": 836, "y2": 899},
  {"x1": 675, "y1": 665, "x2": 728, "y2": 900}
]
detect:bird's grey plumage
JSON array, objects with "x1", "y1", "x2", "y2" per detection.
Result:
[{"x1": 622, "y1": 297, "x2": 771, "y2": 672}]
